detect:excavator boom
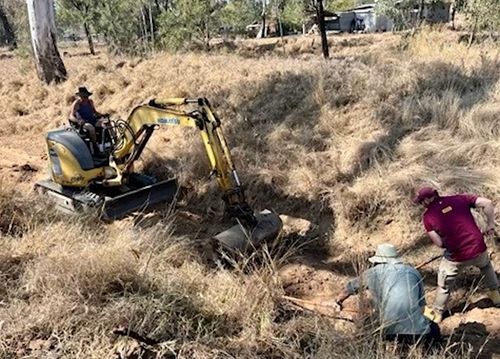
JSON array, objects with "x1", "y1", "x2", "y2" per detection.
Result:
[{"x1": 111, "y1": 97, "x2": 282, "y2": 251}]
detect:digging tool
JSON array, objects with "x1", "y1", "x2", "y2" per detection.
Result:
[
  {"x1": 415, "y1": 254, "x2": 443, "y2": 270},
  {"x1": 414, "y1": 229, "x2": 498, "y2": 269}
]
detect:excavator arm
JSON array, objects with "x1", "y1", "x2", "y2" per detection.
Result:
[{"x1": 110, "y1": 97, "x2": 256, "y2": 225}]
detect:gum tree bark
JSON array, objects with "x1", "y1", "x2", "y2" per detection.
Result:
[
  {"x1": 0, "y1": 4, "x2": 16, "y2": 48},
  {"x1": 258, "y1": 0, "x2": 266, "y2": 38},
  {"x1": 26, "y1": 0, "x2": 67, "y2": 84}
]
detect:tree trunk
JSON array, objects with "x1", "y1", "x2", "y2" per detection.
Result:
[
  {"x1": 83, "y1": 21, "x2": 95, "y2": 55},
  {"x1": 141, "y1": 7, "x2": 148, "y2": 40},
  {"x1": 468, "y1": 17, "x2": 478, "y2": 47},
  {"x1": 140, "y1": 6, "x2": 151, "y2": 53},
  {"x1": 418, "y1": 0, "x2": 425, "y2": 26},
  {"x1": 149, "y1": 1, "x2": 155, "y2": 48},
  {"x1": 258, "y1": 0, "x2": 266, "y2": 38},
  {"x1": 205, "y1": 14, "x2": 210, "y2": 51},
  {"x1": 278, "y1": 15, "x2": 285, "y2": 54},
  {"x1": 451, "y1": 4, "x2": 456, "y2": 30},
  {"x1": 0, "y1": 4, "x2": 16, "y2": 48},
  {"x1": 26, "y1": 0, "x2": 67, "y2": 84},
  {"x1": 316, "y1": 0, "x2": 329, "y2": 59}
]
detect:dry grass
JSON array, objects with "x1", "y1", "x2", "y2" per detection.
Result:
[{"x1": 0, "y1": 28, "x2": 499, "y2": 357}]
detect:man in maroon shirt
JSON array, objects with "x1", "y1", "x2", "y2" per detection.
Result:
[{"x1": 414, "y1": 187, "x2": 499, "y2": 323}]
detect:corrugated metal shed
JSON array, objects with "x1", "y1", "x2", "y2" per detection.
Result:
[{"x1": 349, "y1": 4, "x2": 393, "y2": 32}]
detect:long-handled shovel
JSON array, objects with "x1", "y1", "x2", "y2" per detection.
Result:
[{"x1": 415, "y1": 254, "x2": 443, "y2": 270}]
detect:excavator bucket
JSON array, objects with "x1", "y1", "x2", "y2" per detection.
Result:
[
  {"x1": 213, "y1": 210, "x2": 283, "y2": 253},
  {"x1": 101, "y1": 178, "x2": 179, "y2": 220}
]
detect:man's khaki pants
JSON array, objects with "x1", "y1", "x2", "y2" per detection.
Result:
[{"x1": 434, "y1": 251, "x2": 499, "y2": 312}]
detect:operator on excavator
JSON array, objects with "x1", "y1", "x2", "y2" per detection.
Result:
[{"x1": 69, "y1": 86, "x2": 108, "y2": 152}]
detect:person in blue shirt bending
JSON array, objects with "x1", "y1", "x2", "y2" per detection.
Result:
[{"x1": 335, "y1": 243, "x2": 441, "y2": 348}]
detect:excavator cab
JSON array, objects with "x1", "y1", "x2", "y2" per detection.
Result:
[{"x1": 36, "y1": 97, "x2": 282, "y2": 254}]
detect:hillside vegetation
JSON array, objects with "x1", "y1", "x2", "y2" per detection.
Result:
[{"x1": 0, "y1": 30, "x2": 499, "y2": 358}]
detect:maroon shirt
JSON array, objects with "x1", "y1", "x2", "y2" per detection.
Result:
[{"x1": 423, "y1": 194, "x2": 486, "y2": 262}]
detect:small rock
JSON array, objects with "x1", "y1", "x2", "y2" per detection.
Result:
[{"x1": 279, "y1": 215, "x2": 315, "y2": 236}]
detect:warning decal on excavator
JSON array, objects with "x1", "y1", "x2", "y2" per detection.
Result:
[{"x1": 158, "y1": 117, "x2": 180, "y2": 125}]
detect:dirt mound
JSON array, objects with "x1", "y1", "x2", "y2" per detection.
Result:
[
  {"x1": 441, "y1": 307, "x2": 500, "y2": 335},
  {"x1": 441, "y1": 307, "x2": 500, "y2": 359},
  {"x1": 11, "y1": 163, "x2": 38, "y2": 182},
  {"x1": 280, "y1": 263, "x2": 340, "y2": 298}
]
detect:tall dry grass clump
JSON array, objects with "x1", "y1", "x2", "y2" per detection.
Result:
[{"x1": 0, "y1": 29, "x2": 499, "y2": 357}]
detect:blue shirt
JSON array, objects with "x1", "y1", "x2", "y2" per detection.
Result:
[
  {"x1": 347, "y1": 263, "x2": 430, "y2": 335},
  {"x1": 76, "y1": 99, "x2": 97, "y2": 125}
]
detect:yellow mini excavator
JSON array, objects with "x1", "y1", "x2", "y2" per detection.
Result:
[{"x1": 35, "y1": 98, "x2": 282, "y2": 252}]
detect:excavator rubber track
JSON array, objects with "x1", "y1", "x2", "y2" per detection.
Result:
[{"x1": 35, "y1": 178, "x2": 179, "y2": 220}]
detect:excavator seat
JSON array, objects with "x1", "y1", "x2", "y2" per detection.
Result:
[{"x1": 68, "y1": 120, "x2": 113, "y2": 155}]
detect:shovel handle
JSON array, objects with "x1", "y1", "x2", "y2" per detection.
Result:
[{"x1": 415, "y1": 254, "x2": 443, "y2": 270}]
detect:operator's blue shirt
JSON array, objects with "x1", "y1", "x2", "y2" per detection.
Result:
[
  {"x1": 76, "y1": 99, "x2": 97, "y2": 125},
  {"x1": 347, "y1": 263, "x2": 430, "y2": 335}
]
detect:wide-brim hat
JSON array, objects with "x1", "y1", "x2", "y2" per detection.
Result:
[
  {"x1": 76, "y1": 86, "x2": 92, "y2": 97},
  {"x1": 369, "y1": 243, "x2": 402, "y2": 264}
]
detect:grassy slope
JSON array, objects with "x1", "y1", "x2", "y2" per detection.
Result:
[{"x1": 0, "y1": 30, "x2": 499, "y2": 358}]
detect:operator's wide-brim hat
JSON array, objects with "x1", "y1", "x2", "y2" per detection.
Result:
[
  {"x1": 369, "y1": 243, "x2": 402, "y2": 264},
  {"x1": 76, "y1": 86, "x2": 92, "y2": 97}
]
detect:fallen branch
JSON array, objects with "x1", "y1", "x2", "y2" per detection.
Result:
[
  {"x1": 280, "y1": 295, "x2": 362, "y2": 322},
  {"x1": 112, "y1": 326, "x2": 159, "y2": 346},
  {"x1": 281, "y1": 295, "x2": 361, "y2": 313},
  {"x1": 285, "y1": 301, "x2": 355, "y2": 322}
]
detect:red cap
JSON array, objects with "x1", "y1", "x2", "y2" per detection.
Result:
[{"x1": 413, "y1": 186, "x2": 438, "y2": 204}]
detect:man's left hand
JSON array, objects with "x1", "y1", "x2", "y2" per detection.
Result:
[{"x1": 484, "y1": 224, "x2": 496, "y2": 236}]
